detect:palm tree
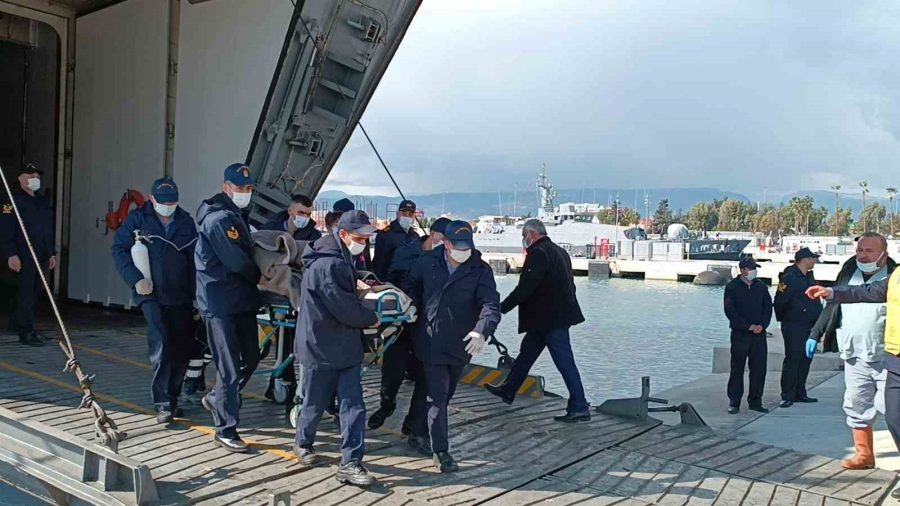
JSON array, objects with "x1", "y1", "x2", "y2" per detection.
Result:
[
  {"x1": 888, "y1": 187, "x2": 898, "y2": 237},
  {"x1": 860, "y1": 181, "x2": 870, "y2": 232},
  {"x1": 830, "y1": 184, "x2": 841, "y2": 236}
]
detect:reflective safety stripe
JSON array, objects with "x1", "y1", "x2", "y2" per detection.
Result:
[
  {"x1": 886, "y1": 270, "x2": 900, "y2": 355},
  {"x1": 457, "y1": 363, "x2": 545, "y2": 398}
]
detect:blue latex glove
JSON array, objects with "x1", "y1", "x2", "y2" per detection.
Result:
[{"x1": 805, "y1": 339, "x2": 818, "y2": 359}]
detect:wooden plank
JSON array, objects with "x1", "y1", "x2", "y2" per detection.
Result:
[
  {"x1": 766, "y1": 486, "x2": 800, "y2": 506},
  {"x1": 739, "y1": 481, "x2": 775, "y2": 506},
  {"x1": 684, "y1": 470, "x2": 730, "y2": 506},
  {"x1": 711, "y1": 477, "x2": 752, "y2": 505}
]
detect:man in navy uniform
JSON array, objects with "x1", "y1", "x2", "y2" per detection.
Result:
[
  {"x1": 485, "y1": 219, "x2": 589, "y2": 422},
  {"x1": 259, "y1": 193, "x2": 322, "y2": 241},
  {"x1": 294, "y1": 210, "x2": 379, "y2": 487},
  {"x1": 775, "y1": 247, "x2": 824, "y2": 408},
  {"x1": 373, "y1": 199, "x2": 419, "y2": 279},
  {"x1": 1, "y1": 164, "x2": 55, "y2": 347},
  {"x1": 195, "y1": 163, "x2": 262, "y2": 452},
  {"x1": 368, "y1": 217, "x2": 451, "y2": 432},
  {"x1": 723, "y1": 257, "x2": 773, "y2": 414},
  {"x1": 111, "y1": 177, "x2": 198, "y2": 424},
  {"x1": 402, "y1": 220, "x2": 501, "y2": 472}
]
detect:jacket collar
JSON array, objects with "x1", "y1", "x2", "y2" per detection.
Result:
[{"x1": 527, "y1": 235, "x2": 551, "y2": 251}]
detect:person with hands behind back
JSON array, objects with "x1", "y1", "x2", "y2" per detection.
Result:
[{"x1": 723, "y1": 257, "x2": 773, "y2": 415}]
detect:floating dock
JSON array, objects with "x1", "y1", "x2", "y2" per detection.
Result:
[{"x1": 0, "y1": 307, "x2": 897, "y2": 505}]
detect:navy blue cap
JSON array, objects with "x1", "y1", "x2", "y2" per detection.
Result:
[
  {"x1": 398, "y1": 199, "x2": 416, "y2": 212},
  {"x1": 337, "y1": 210, "x2": 377, "y2": 235},
  {"x1": 224, "y1": 163, "x2": 255, "y2": 186},
  {"x1": 739, "y1": 257, "x2": 759, "y2": 270},
  {"x1": 333, "y1": 198, "x2": 355, "y2": 213},
  {"x1": 794, "y1": 247, "x2": 820, "y2": 261},
  {"x1": 430, "y1": 217, "x2": 451, "y2": 235},
  {"x1": 18, "y1": 163, "x2": 40, "y2": 176},
  {"x1": 151, "y1": 177, "x2": 179, "y2": 203},
  {"x1": 444, "y1": 220, "x2": 474, "y2": 249}
]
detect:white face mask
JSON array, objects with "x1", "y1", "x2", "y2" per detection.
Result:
[
  {"x1": 348, "y1": 240, "x2": 366, "y2": 256},
  {"x1": 399, "y1": 216, "x2": 415, "y2": 230},
  {"x1": 857, "y1": 252, "x2": 885, "y2": 274},
  {"x1": 230, "y1": 191, "x2": 252, "y2": 209},
  {"x1": 26, "y1": 178, "x2": 40, "y2": 191},
  {"x1": 745, "y1": 269, "x2": 758, "y2": 281},
  {"x1": 293, "y1": 215, "x2": 310, "y2": 229},
  {"x1": 448, "y1": 247, "x2": 472, "y2": 263},
  {"x1": 154, "y1": 202, "x2": 177, "y2": 217}
]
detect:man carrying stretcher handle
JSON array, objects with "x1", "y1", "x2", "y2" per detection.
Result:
[{"x1": 294, "y1": 210, "x2": 381, "y2": 487}]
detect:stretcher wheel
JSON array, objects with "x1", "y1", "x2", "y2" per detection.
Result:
[
  {"x1": 289, "y1": 405, "x2": 300, "y2": 429},
  {"x1": 273, "y1": 379, "x2": 290, "y2": 404}
]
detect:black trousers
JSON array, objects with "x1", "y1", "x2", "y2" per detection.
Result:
[
  {"x1": 141, "y1": 301, "x2": 193, "y2": 411},
  {"x1": 10, "y1": 257, "x2": 48, "y2": 334},
  {"x1": 780, "y1": 322, "x2": 814, "y2": 401},
  {"x1": 206, "y1": 312, "x2": 260, "y2": 438},
  {"x1": 379, "y1": 332, "x2": 413, "y2": 406},
  {"x1": 410, "y1": 363, "x2": 464, "y2": 454},
  {"x1": 727, "y1": 330, "x2": 767, "y2": 407}
]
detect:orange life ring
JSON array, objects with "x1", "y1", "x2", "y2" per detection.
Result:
[{"x1": 105, "y1": 189, "x2": 146, "y2": 230}]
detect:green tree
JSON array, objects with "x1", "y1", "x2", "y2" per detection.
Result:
[
  {"x1": 716, "y1": 199, "x2": 755, "y2": 231},
  {"x1": 653, "y1": 199, "x2": 672, "y2": 234},
  {"x1": 787, "y1": 196, "x2": 815, "y2": 234},
  {"x1": 596, "y1": 207, "x2": 640, "y2": 226},
  {"x1": 806, "y1": 206, "x2": 829, "y2": 234},
  {"x1": 751, "y1": 208, "x2": 786, "y2": 236},
  {"x1": 686, "y1": 202, "x2": 718, "y2": 232},
  {"x1": 595, "y1": 208, "x2": 616, "y2": 225},
  {"x1": 826, "y1": 207, "x2": 853, "y2": 236},
  {"x1": 855, "y1": 203, "x2": 886, "y2": 234}
]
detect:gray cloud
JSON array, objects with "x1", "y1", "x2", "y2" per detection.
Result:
[{"x1": 324, "y1": 0, "x2": 900, "y2": 201}]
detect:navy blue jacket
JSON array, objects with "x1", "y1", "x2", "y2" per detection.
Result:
[
  {"x1": 723, "y1": 277, "x2": 773, "y2": 332},
  {"x1": 373, "y1": 220, "x2": 419, "y2": 279},
  {"x1": 111, "y1": 202, "x2": 197, "y2": 306},
  {"x1": 259, "y1": 210, "x2": 322, "y2": 242},
  {"x1": 774, "y1": 265, "x2": 823, "y2": 325},
  {"x1": 295, "y1": 233, "x2": 378, "y2": 370},
  {"x1": 385, "y1": 236, "x2": 428, "y2": 285},
  {"x1": 194, "y1": 193, "x2": 261, "y2": 317},
  {"x1": 401, "y1": 246, "x2": 501, "y2": 366},
  {"x1": 0, "y1": 189, "x2": 54, "y2": 262}
]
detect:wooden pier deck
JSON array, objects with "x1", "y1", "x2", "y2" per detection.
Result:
[{"x1": 1, "y1": 312, "x2": 897, "y2": 505}]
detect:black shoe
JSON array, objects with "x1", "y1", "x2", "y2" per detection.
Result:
[
  {"x1": 367, "y1": 403, "x2": 395, "y2": 430},
  {"x1": 554, "y1": 411, "x2": 591, "y2": 423},
  {"x1": 293, "y1": 442, "x2": 319, "y2": 466},
  {"x1": 325, "y1": 398, "x2": 339, "y2": 417},
  {"x1": 484, "y1": 384, "x2": 514, "y2": 405},
  {"x1": 401, "y1": 416, "x2": 412, "y2": 436},
  {"x1": 335, "y1": 461, "x2": 376, "y2": 487},
  {"x1": 18, "y1": 332, "x2": 44, "y2": 347},
  {"x1": 891, "y1": 486, "x2": 900, "y2": 500},
  {"x1": 796, "y1": 397, "x2": 818, "y2": 403},
  {"x1": 156, "y1": 410, "x2": 173, "y2": 424},
  {"x1": 172, "y1": 407, "x2": 183, "y2": 418},
  {"x1": 727, "y1": 406, "x2": 739, "y2": 415},
  {"x1": 408, "y1": 435, "x2": 432, "y2": 456},
  {"x1": 779, "y1": 400, "x2": 793, "y2": 408},
  {"x1": 433, "y1": 451, "x2": 459, "y2": 473},
  {"x1": 748, "y1": 405, "x2": 769, "y2": 413},
  {"x1": 214, "y1": 435, "x2": 249, "y2": 453},
  {"x1": 201, "y1": 394, "x2": 221, "y2": 426}
]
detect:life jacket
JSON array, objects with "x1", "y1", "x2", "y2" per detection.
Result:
[
  {"x1": 886, "y1": 270, "x2": 900, "y2": 355},
  {"x1": 105, "y1": 189, "x2": 146, "y2": 230}
]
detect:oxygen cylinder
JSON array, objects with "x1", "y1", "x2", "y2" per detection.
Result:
[{"x1": 131, "y1": 231, "x2": 152, "y2": 282}]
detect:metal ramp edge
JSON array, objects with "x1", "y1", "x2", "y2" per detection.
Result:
[{"x1": 0, "y1": 405, "x2": 158, "y2": 505}]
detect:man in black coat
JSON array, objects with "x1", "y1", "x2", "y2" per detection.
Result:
[
  {"x1": 1, "y1": 164, "x2": 56, "y2": 347},
  {"x1": 372, "y1": 199, "x2": 419, "y2": 279},
  {"x1": 259, "y1": 193, "x2": 322, "y2": 242},
  {"x1": 484, "y1": 219, "x2": 589, "y2": 422}
]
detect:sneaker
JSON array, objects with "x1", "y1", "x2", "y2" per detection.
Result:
[
  {"x1": 293, "y1": 442, "x2": 319, "y2": 466},
  {"x1": 553, "y1": 411, "x2": 591, "y2": 423},
  {"x1": 335, "y1": 461, "x2": 376, "y2": 487},
  {"x1": 214, "y1": 435, "x2": 249, "y2": 453},
  {"x1": 201, "y1": 394, "x2": 221, "y2": 426},
  {"x1": 433, "y1": 451, "x2": 459, "y2": 473},
  {"x1": 749, "y1": 405, "x2": 770, "y2": 413},
  {"x1": 18, "y1": 332, "x2": 44, "y2": 347},
  {"x1": 727, "y1": 406, "x2": 739, "y2": 415},
  {"x1": 156, "y1": 410, "x2": 173, "y2": 424},
  {"x1": 484, "y1": 384, "x2": 514, "y2": 405},
  {"x1": 407, "y1": 435, "x2": 432, "y2": 456},
  {"x1": 367, "y1": 403, "x2": 395, "y2": 430}
]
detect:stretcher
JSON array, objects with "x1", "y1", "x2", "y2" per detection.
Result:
[{"x1": 256, "y1": 292, "x2": 297, "y2": 405}]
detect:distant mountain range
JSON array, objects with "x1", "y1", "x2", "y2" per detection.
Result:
[{"x1": 316, "y1": 188, "x2": 891, "y2": 221}]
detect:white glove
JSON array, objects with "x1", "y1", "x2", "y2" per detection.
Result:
[
  {"x1": 463, "y1": 331, "x2": 485, "y2": 356},
  {"x1": 135, "y1": 278, "x2": 153, "y2": 295},
  {"x1": 407, "y1": 305, "x2": 417, "y2": 323}
]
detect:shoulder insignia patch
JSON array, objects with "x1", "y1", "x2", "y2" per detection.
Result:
[
  {"x1": 1, "y1": 204, "x2": 11, "y2": 214},
  {"x1": 226, "y1": 226, "x2": 240, "y2": 240},
  {"x1": 777, "y1": 282, "x2": 787, "y2": 292}
]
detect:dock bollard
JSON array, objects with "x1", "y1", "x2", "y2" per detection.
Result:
[
  {"x1": 488, "y1": 258, "x2": 509, "y2": 275},
  {"x1": 588, "y1": 260, "x2": 610, "y2": 280}
]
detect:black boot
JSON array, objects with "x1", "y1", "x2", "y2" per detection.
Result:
[
  {"x1": 433, "y1": 451, "x2": 459, "y2": 473},
  {"x1": 407, "y1": 435, "x2": 432, "y2": 456},
  {"x1": 367, "y1": 399, "x2": 395, "y2": 430},
  {"x1": 484, "y1": 384, "x2": 514, "y2": 405},
  {"x1": 18, "y1": 332, "x2": 44, "y2": 347}
]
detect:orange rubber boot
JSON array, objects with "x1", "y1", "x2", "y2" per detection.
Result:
[{"x1": 841, "y1": 427, "x2": 875, "y2": 470}]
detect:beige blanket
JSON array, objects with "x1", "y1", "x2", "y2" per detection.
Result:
[{"x1": 251, "y1": 230, "x2": 308, "y2": 307}]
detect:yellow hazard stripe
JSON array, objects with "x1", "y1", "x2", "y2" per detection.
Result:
[
  {"x1": 478, "y1": 369, "x2": 503, "y2": 386},
  {"x1": 461, "y1": 366, "x2": 485, "y2": 384},
  {"x1": 517, "y1": 377, "x2": 536, "y2": 395}
]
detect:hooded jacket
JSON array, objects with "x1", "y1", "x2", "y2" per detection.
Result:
[
  {"x1": 259, "y1": 210, "x2": 322, "y2": 242},
  {"x1": 194, "y1": 193, "x2": 261, "y2": 317},
  {"x1": 111, "y1": 202, "x2": 197, "y2": 307},
  {"x1": 401, "y1": 245, "x2": 501, "y2": 366},
  {"x1": 295, "y1": 233, "x2": 378, "y2": 370},
  {"x1": 809, "y1": 255, "x2": 897, "y2": 352}
]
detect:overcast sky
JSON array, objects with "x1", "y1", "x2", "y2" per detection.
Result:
[{"x1": 322, "y1": 0, "x2": 900, "y2": 201}]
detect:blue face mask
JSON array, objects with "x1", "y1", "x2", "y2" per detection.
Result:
[{"x1": 293, "y1": 215, "x2": 310, "y2": 229}]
